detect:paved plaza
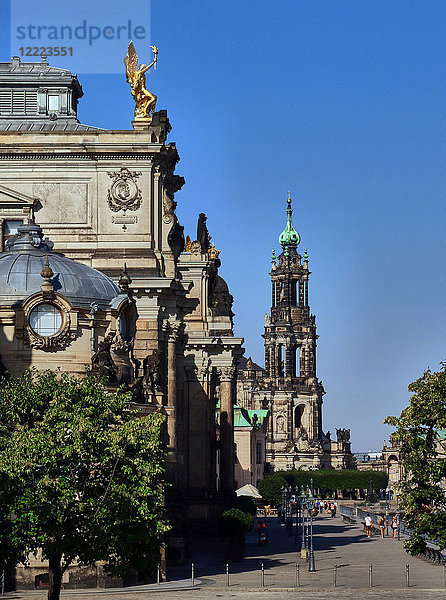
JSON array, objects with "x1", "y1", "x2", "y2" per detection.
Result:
[{"x1": 4, "y1": 512, "x2": 445, "y2": 599}]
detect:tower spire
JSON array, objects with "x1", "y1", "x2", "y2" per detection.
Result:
[{"x1": 279, "y1": 191, "x2": 300, "y2": 249}]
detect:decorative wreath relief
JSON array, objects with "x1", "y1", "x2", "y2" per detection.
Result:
[{"x1": 107, "y1": 167, "x2": 142, "y2": 213}]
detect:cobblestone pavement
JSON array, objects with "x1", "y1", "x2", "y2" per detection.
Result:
[{"x1": 5, "y1": 512, "x2": 445, "y2": 598}]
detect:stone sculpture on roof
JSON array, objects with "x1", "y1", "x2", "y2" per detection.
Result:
[{"x1": 197, "y1": 213, "x2": 211, "y2": 252}]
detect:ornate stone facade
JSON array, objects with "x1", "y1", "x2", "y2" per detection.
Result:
[
  {"x1": 237, "y1": 195, "x2": 353, "y2": 471},
  {"x1": 0, "y1": 56, "x2": 243, "y2": 589}
]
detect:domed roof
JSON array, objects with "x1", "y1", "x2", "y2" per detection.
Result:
[
  {"x1": 279, "y1": 194, "x2": 300, "y2": 249},
  {"x1": 0, "y1": 223, "x2": 119, "y2": 307}
]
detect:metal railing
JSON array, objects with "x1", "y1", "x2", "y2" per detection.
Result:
[
  {"x1": 158, "y1": 560, "x2": 445, "y2": 590},
  {"x1": 339, "y1": 505, "x2": 355, "y2": 518},
  {"x1": 357, "y1": 508, "x2": 380, "y2": 526}
]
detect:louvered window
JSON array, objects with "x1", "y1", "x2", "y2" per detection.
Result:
[
  {"x1": 0, "y1": 90, "x2": 12, "y2": 115},
  {"x1": 25, "y1": 90, "x2": 37, "y2": 114},
  {"x1": 12, "y1": 90, "x2": 25, "y2": 114},
  {"x1": 0, "y1": 90, "x2": 38, "y2": 115}
]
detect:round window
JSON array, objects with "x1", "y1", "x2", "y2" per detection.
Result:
[{"x1": 29, "y1": 303, "x2": 62, "y2": 337}]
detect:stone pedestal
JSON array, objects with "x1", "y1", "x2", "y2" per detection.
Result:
[{"x1": 132, "y1": 118, "x2": 152, "y2": 131}]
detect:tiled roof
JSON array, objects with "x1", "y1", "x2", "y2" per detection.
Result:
[
  {"x1": 234, "y1": 406, "x2": 269, "y2": 429},
  {"x1": 0, "y1": 121, "x2": 103, "y2": 132}
]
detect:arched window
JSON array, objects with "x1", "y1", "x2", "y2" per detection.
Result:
[
  {"x1": 388, "y1": 455, "x2": 399, "y2": 483},
  {"x1": 295, "y1": 405, "x2": 305, "y2": 428},
  {"x1": 118, "y1": 303, "x2": 137, "y2": 342},
  {"x1": 291, "y1": 280, "x2": 298, "y2": 306},
  {"x1": 277, "y1": 344, "x2": 284, "y2": 377},
  {"x1": 293, "y1": 346, "x2": 300, "y2": 377}
]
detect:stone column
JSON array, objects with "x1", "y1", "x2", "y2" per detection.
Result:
[
  {"x1": 167, "y1": 321, "x2": 181, "y2": 407},
  {"x1": 185, "y1": 362, "x2": 211, "y2": 490},
  {"x1": 166, "y1": 320, "x2": 181, "y2": 451},
  {"x1": 219, "y1": 365, "x2": 236, "y2": 492}
]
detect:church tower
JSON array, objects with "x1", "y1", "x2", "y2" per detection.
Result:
[
  {"x1": 237, "y1": 194, "x2": 354, "y2": 470},
  {"x1": 261, "y1": 193, "x2": 324, "y2": 469}
]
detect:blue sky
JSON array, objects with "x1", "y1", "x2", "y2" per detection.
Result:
[{"x1": 2, "y1": 0, "x2": 446, "y2": 451}]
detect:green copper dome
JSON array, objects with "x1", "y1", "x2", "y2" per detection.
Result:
[{"x1": 279, "y1": 193, "x2": 300, "y2": 248}]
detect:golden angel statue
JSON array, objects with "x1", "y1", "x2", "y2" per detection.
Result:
[{"x1": 124, "y1": 42, "x2": 158, "y2": 120}]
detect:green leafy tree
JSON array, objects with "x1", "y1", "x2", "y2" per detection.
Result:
[
  {"x1": 0, "y1": 370, "x2": 168, "y2": 600},
  {"x1": 259, "y1": 469, "x2": 387, "y2": 505},
  {"x1": 258, "y1": 471, "x2": 286, "y2": 506},
  {"x1": 218, "y1": 508, "x2": 253, "y2": 538},
  {"x1": 233, "y1": 495, "x2": 257, "y2": 516},
  {"x1": 385, "y1": 364, "x2": 446, "y2": 555}
]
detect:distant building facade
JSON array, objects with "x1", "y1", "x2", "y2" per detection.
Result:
[{"x1": 233, "y1": 403, "x2": 269, "y2": 489}]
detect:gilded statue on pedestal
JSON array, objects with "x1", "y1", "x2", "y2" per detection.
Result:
[{"x1": 124, "y1": 41, "x2": 158, "y2": 120}]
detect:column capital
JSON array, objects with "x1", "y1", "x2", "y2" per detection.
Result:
[
  {"x1": 162, "y1": 318, "x2": 183, "y2": 342},
  {"x1": 184, "y1": 361, "x2": 210, "y2": 380},
  {"x1": 218, "y1": 365, "x2": 236, "y2": 382}
]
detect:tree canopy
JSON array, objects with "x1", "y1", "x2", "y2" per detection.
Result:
[
  {"x1": 0, "y1": 370, "x2": 167, "y2": 600},
  {"x1": 259, "y1": 469, "x2": 387, "y2": 506},
  {"x1": 385, "y1": 364, "x2": 446, "y2": 555}
]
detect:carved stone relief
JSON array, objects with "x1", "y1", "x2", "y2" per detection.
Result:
[{"x1": 107, "y1": 168, "x2": 142, "y2": 213}]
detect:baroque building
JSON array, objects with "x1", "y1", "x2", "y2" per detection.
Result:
[
  {"x1": 0, "y1": 54, "x2": 243, "y2": 588},
  {"x1": 237, "y1": 194, "x2": 353, "y2": 471}
]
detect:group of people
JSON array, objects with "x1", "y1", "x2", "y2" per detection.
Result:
[
  {"x1": 365, "y1": 513, "x2": 399, "y2": 538},
  {"x1": 315, "y1": 500, "x2": 338, "y2": 517}
]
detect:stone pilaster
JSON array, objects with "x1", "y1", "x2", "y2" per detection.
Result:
[{"x1": 219, "y1": 365, "x2": 236, "y2": 492}]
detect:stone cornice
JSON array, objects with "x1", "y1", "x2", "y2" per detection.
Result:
[{"x1": 0, "y1": 152, "x2": 174, "y2": 161}]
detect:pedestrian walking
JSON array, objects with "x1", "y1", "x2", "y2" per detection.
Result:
[
  {"x1": 324, "y1": 501, "x2": 328, "y2": 513},
  {"x1": 379, "y1": 515, "x2": 386, "y2": 538},
  {"x1": 365, "y1": 514, "x2": 373, "y2": 538},
  {"x1": 391, "y1": 515, "x2": 398, "y2": 538}
]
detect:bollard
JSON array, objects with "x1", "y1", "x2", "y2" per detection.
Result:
[
  {"x1": 369, "y1": 564, "x2": 373, "y2": 588},
  {"x1": 333, "y1": 564, "x2": 337, "y2": 587},
  {"x1": 295, "y1": 563, "x2": 300, "y2": 588},
  {"x1": 261, "y1": 563, "x2": 265, "y2": 587},
  {"x1": 157, "y1": 563, "x2": 160, "y2": 585},
  {"x1": 405, "y1": 564, "x2": 410, "y2": 588},
  {"x1": 226, "y1": 563, "x2": 229, "y2": 587},
  {"x1": 191, "y1": 562, "x2": 195, "y2": 587}
]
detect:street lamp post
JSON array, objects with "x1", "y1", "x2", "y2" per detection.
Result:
[
  {"x1": 300, "y1": 490, "x2": 307, "y2": 555},
  {"x1": 294, "y1": 486, "x2": 301, "y2": 551},
  {"x1": 281, "y1": 486, "x2": 286, "y2": 524},
  {"x1": 396, "y1": 493, "x2": 400, "y2": 541},
  {"x1": 307, "y1": 487, "x2": 316, "y2": 572},
  {"x1": 287, "y1": 485, "x2": 293, "y2": 534},
  {"x1": 385, "y1": 490, "x2": 389, "y2": 537}
]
